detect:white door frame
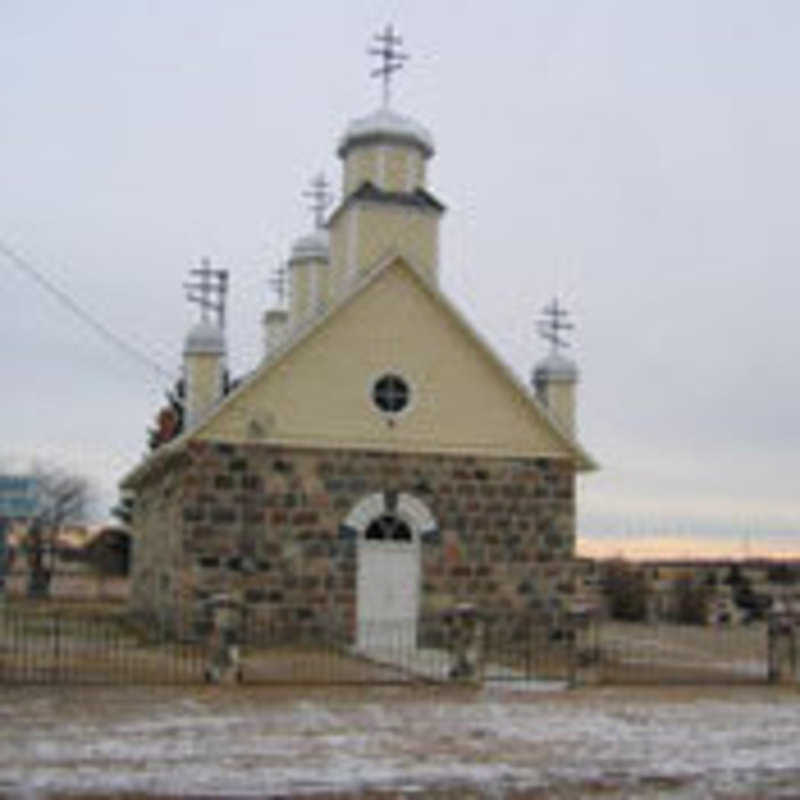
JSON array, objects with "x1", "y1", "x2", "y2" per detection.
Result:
[{"x1": 342, "y1": 492, "x2": 437, "y2": 650}]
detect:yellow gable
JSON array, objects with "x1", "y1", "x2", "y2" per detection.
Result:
[{"x1": 196, "y1": 258, "x2": 592, "y2": 466}]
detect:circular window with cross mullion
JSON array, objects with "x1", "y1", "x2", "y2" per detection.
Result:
[{"x1": 371, "y1": 373, "x2": 410, "y2": 414}]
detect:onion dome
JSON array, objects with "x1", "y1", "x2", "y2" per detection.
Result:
[
  {"x1": 289, "y1": 228, "x2": 329, "y2": 263},
  {"x1": 532, "y1": 351, "x2": 578, "y2": 384},
  {"x1": 337, "y1": 107, "x2": 434, "y2": 160},
  {"x1": 183, "y1": 320, "x2": 225, "y2": 355}
]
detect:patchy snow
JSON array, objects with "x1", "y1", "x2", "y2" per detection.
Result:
[{"x1": 1, "y1": 686, "x2": 799, "y2": 797}]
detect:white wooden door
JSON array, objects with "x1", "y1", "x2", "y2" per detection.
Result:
[{"x1": 357, "y1": 540, "x2": 419, "y2": 651}]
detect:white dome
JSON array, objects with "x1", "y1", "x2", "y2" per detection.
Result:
[
  {"x1": 289, "y1": 228, "x2": 329, "y2": 264},
  {"x1": 184, "y1": 320, "x2": 225, "y2": 355},
  {"x1": 337, "y1": 107, "x2": 435, "y2": 159},
  {"x1": 533, "y1": 351, "x2": 578, "y2": 383}
]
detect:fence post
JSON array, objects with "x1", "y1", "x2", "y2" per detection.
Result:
[
  {"x1": 767, "y1": 611, "x2": 799, "y2": 685},
  {"x1": 566, "y1": 623, "x2": 576, "y2": 688},
  {"x1": 443, "y1": 604, "x2": 483, "y2": 684},
  {"x1": 525, "y1": 617, "x2": 532, "y2": 680},
  {"x1": 53, "y1": 612, "x2": 61, "y2": 684},
  {"x1": 566, "y1": 608, "x2": 600, "y2": 688}
]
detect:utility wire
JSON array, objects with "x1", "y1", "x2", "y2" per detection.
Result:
[{"x1": 0, "y1": 238, "x2": 173, "y2": 380}]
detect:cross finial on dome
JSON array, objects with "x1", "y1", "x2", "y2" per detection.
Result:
[
  {"x1": 369, "y1": 23, "x2": 409, "y2": 108},
  {"x1": 537, "y1": 297, "x2": 574, "y2": 354},
  {"x1": 302, "y1": 173, "x2": 332, "y2": 230},
  {"x1": 184, "y1": 257, "x2": 228, "y2": 327}
]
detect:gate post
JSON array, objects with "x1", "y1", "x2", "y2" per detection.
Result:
[
  {"x1": 443, "y1": 603, "x2": 484, "y2": 684},
  {"x1": 566, "y1": 607, "x2": 600, "y2": 688},
  {"x1": 203, "y1": 593, "x2": 244, "y2": 684},
  {"x1": 768, "y1": 609, "x2": 798, "y2": 685}
]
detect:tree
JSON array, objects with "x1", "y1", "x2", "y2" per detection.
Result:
[
  {"x1": 26, "y1": 463, "x2": 91, "y2": 597},
  {"x1": 147, "y1": 378, "x2": 185, "y2": 451},
  {"x1": 110, "y1": 491, "x2": 135, "y2": 526},
  {"x1": 603, "y1": 559, "x2": 648, "y2": 622},
  {"x1": 672, "y1": 575, "x2": 709, "y2": 624}
]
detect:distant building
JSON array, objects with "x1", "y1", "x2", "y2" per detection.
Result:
[
  {"x1": 0, "y1": 475, "x2": 39, "y2": 522},
  {"x1": 0, "y1": 475, "x2": 40, "y2": 594}
]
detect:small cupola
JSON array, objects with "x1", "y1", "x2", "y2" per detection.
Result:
[
  {"x1": 532, "y1": 299, "x2": 579, "y2": 436},
  {"x1": 183, "y1": 319, "x2": 226, "y2": 428},
  {"x1": 338, "y1": 106, "x2": 434, "y2": 196},
  {"x1": 182, "y1": 259, "x2": 228, "y2": 429},
  {"x1": 327, "y1": 25, "x2": 445, "y2": 294},
  {"x1": 288, "y1": 174, "x2": 332, "y2": 328},
  {"x1": 337, "y1": 24, "x2": 434, "y2": 197},
  {"x1": 262, "y1": 308, "x2": 288, "y2": 358},
  {"x1": 184, "y1": 320, "x2": 225, "y2": 357}
]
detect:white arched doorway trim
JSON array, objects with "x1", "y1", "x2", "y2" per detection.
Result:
[
  {"x1": 343, "y1": 492, "x2": 436, "y2": 651},
  {"x1": 342, "y1": 491, "x2": 437, "y2": 539}
]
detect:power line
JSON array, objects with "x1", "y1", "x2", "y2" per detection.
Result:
[{"x1": 0, "y1": 237, "x2": 173, "y2": 380}]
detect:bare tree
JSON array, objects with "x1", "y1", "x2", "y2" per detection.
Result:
[
  {"x1": 27, "y1": 463, "x2": 91, "y2": 598},
  {"x1": 602, "y1": 559, "x2": 648, "y2": 622}
]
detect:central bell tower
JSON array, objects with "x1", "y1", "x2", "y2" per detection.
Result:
[{"x1": 327, "y1": 25, "x2": 445, "y2": 297}]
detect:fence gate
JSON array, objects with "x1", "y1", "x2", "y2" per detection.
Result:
[{"x1": 481, "y1": 615, "x2": 571, "y2": 683}]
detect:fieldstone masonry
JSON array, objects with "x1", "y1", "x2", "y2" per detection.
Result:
[{"x1": 129, "y1": 440, "x2": 585, "y2": 639}]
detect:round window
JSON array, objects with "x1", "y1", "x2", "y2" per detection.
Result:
[{"x1": 372, "y1": 373, "x2": 410, "y2": 414}]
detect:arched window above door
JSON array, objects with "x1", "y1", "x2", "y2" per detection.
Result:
[{"x1": 364, "y1": 513, "x2": 413, "y2": 542}]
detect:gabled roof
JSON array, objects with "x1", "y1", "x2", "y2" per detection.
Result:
[{"x1": 121, "y1": 253, "x2": 597, "y2": 489}]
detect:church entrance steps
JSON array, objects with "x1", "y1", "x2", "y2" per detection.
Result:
[{"x1": 352, "y1": 642, "x2": 570, "y2": 688}]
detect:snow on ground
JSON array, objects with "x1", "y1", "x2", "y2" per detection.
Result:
[{"x1": 1, "y1": 685, "x2": 800, "y2": 798}]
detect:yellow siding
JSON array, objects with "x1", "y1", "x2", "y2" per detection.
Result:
[
  {"x1": 356, "y1": 203, "x2": 438, "y2": 283},
  {"x1": 289, "y1": 262, "x2": 311, "y2": 326},
  {"x1": 343, "y1": 143, "x2": 424, "y2": 194},
  {"x1": 328, "y1": 201, "x2": 438, "y2": 300},
  {"x1": 343, "y1": 148, "x2": 377, "y2": 195},
  {"x1": 384, "y1": 147, "x2": 421, "y2": 192},
  {"x1": 198, "y1": 260, "x2": 573, "y2": 460},
  {"x1": 328, "y1": 217, "x2": 348, "y2": 301},
  {"x1": 544, "y1": 381, "x2": 576, "y2": 436},
  {"x1": 318, "y1": 259, "x2": 332, "y2": 311},
  {"x1": 289, "y1": 259, "x2": 331, "y2": 330},
  {"x1": 186, "y1": 353, "x2": 222, "y2": 426},
  {"x1": 416, "y1": 158, "x2": 426, "y2": 189}
]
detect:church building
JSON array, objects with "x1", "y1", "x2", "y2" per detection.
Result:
[{"x1": 122, "y1": 28, "x2": 597, "y2": 641}]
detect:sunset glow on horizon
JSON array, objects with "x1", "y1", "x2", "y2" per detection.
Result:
[{"x1": 577, "y1": 534, "x2": 800, "y2": 562}]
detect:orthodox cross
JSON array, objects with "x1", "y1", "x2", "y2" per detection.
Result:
[
  {"x1": 537, "y1": 297, "x2": 574, "y2": 353},
  {"x1": 184, "y1": 256, "x2": 228, "y2": 328},
  {"x1": 302, "y1": 173, "x2": 331, "y2": 230},
  {"x1": 369, "y1": 23, "x2": 409, "y2": 107},
  {"x1": 268, "y1": 263, "x2": 287, "y2": 307}
]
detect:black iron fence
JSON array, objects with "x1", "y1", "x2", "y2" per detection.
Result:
[
  {"x1": 0, "y1": 601, "x2": 786, "y2": 687},
  {"x1": 589, "y1": 620, "x2": 769, "y2": 685},
  {"x1": 0, "y1": 603, "x2": 473, "y2": 686}
]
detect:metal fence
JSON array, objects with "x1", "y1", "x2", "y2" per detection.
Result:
[
  {"x1": 0, "y1": 603, "x2": 463, "y2": 686},
  {"x1": 481, "y1": 614, "x2": 571, "y2": 682},
  {"x1": 591, "y1": 620, "x2": 769, "y2": 685},
  {"x1": 0, "y1": 601, "x2": 779, "y2": 687}
]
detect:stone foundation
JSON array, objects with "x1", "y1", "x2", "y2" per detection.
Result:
[{"x1": 129, "y1": 440, "x2": 584, "y2": 638}]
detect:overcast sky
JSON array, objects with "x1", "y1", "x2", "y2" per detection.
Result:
[{"x1": 2, "y1": 1, "x2": 798, "y2": 557}]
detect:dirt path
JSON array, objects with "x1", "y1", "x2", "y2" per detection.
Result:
[{"x1": 2, "y1": 685, "x2": 799, "y2": 798}]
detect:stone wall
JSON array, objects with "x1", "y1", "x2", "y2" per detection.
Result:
[{"x1": 129, "y1": 440, "x2": 584, "y2": 637}]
